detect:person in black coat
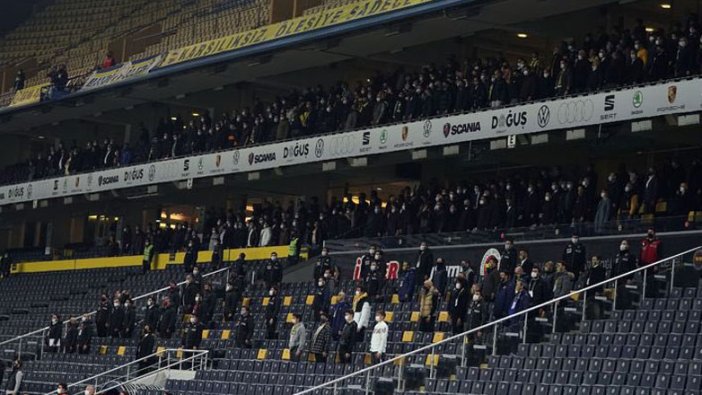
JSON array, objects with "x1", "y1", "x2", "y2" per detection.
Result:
[
  {"x1": 223, "y1": 282, "x2": 241, "y2": 322},
  {"x1": 263, "y1": 252, "x2": 283, "y2": 289},
  {"x1": 211, "y1": 238, "x2": 224, "y2": 271},
  {"x1": 312, "y1": 278, "x2": 331, "y2": 322},
  {"x1": 448, "y1": 278, "x2": 469, "y2": 333},
  {"x1": 235, "y1": 306, "x2": 254, "y2": 348},
  {"x1": 338, "y1": 310, "x2": 357, "y2": 364},
  {"x1": 182, "y1": 274, "x2": 201, "y2": 314},
  {"x1": 500, "y1": 239, "x2": 518, "y2": 273},
  {"x1": 415, "y1": 242, "x2": 434, "y2": 283},
  {"x1": 123, "y1": 299, "x2": 136, "y2": 338},
  {"x1": 313, "y1": 248, "x2": 332, "y2": 282},
  {"x1": 63, "y1": 318, "x2": 79, "y2": 353},
  {"x1": 517, "y1": 249, "x2": 534, "y2": 274},
  {"x1": 144, "y1": 297, "x2": 161, "y2": 330},
  {"x1": 181, "y1": 316, "x2": 203, "y2": 350},
  {"x1": 200, "y1": 283, "x2": 216, "y2": 326},
  {"x1": 95, "y1": 295, "x2": 110, "y2": 337},
  {"x1": 265, "y1": 287, "x2": 280, "y2": 339},
  {"x1": 77, "y1": 319, "x2": 93, "y2": 354},
  {"x1": 108, "y1": 300, "x2": 125, "y2": 338},
  {"x1": 157, "y1": 298, "x2": 177, "y2": 339},
  {"x1": 562, "y1": 234, "x2": 587, "y2": 280},
  {"x1": 183, "y1": 239, "x2": 198, "y2": 274},
  {"x1": 136, "y1": 325, "x2": 156, "y2": 374}
]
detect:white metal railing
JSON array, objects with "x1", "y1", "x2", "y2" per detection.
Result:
[
  {"x1": 295, "y1": 245, "x2": 702, "y2": 394},
  {"x1": 0, "y1": 257, "x2": 237, "y2": 360},
  {"x1": 42, "y1": 348, "x2": 208, "y2": 395}
]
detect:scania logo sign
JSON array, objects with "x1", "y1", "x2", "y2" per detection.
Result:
[
  {"x1": 443, "y1": 121, "x2": 481, "y2": 137},
  {"x1": 283, "y1": 143, "x2": 309, "y2": 159},
  {"x1": 98, "y1": 175, "x2": 119, "y2": 186},
  {"x1": 248, "y1": 152, "x2": 276, "y2": 165},
  {"x1": 537, "y1": 105, "x2": 550, "y2": 128}
]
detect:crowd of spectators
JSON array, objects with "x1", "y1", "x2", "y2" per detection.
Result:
[{"x1": 3, "y1": 16, "x2": 702, "y2": 185}]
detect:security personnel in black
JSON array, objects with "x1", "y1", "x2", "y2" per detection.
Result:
[
  {"x1": 144, "y1": 297, "x2": 161, "y2": 330},
  {"x1": 211, "y1": 238, "x2": 224, "y2": 271},
  {"x1": 265, "y1": 287, "x2": 280, "y2": 339},
  {"x1": 137, "y1": 325, "x2": 156, "y2": 374},
  {"x1": 183, "y1": 239, "x2": 198, "y2": 274},
  {"x1": 415, "y1": 242, "x2": 433, "y2": 282},
  {"x1": 182, "y1": 315, "x2": 203, "y2": 350},
  {"x1": 231, "y1": 252, "x2": 247, "y2": 280},
  {"x1": 182, "y1": 274, "x2": 201, "y2": 314},
  {"x1": 235, "y1": 306, "x2": 254, "y2": 348},
  {"x1": 95, "y1": 295, "x2": 110, "y2": 337},
  {"x1": 562, "y1": 234, "x2": 587, "y2": 280},
  {"x1": 263, "y1": 252, "x2": 283, "y2": 289},
  {"x1": 313, "y1": 247, "x2": 332, "y2": 281},
  {"x1": 613, "y1": 240, "x2": 637, "y2": 309},
  {"x1": 499, "y1": 239, "x2": 518, "y2": 273},
  {"x1": 108, "y1": 300, "x2": 124, "y2": 338}
]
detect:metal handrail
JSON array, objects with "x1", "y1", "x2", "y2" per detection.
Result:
[
  {"x1": 43, "y1": 348, "x2": 208, "y2": 395},
  {"x1": 295, "y1": 245, "x2": 702, "y2": 394},
  {"x1": 0, "y1": 259, "x2": 234, "y2": 349}
]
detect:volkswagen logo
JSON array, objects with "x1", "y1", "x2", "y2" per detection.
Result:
[
  {"x1": 232, "y1": 150, "x2": 240, "y2": 166},
  {"x1": 314, "y1": 138, "x2": 324, "y2": 158},
  {"x1": 148, "y1": 164, "x2": 156, "y2": 181},
  {"x1": 557, "y1": 99, "x2": 594, "y2": 125},
  {"x1": 329, "y1": 135, "x2": 355, "y2": 156},
  {"x1": 423, "y1": 120, "x2": 432, "y2": 138},
  {"x1": 537, "y1": 105, "x2": 550, "y2": 128}
]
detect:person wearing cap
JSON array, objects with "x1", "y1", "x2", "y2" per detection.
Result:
[
  {"x1": 309, "y1": 312, "x2": 331, "y2": 363},
  {"x1": 562, "y1": 234, "x2": 586, "y2": 281},
  {"x1": 419, "y1": 280, "x2": 439, "y2": 332}
]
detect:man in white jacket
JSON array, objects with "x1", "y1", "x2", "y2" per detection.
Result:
[{"x1": 369, "y1": 310, "x2": 388, "y2": 364}]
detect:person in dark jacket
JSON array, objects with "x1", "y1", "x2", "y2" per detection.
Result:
[
  {"x1": 263, "y1": 252, "x2": 283, "y2": 289},
  {"x1": 330, "y1": 291, "x2": 351, "y2": 341},
  {"x1": 494, "y1": 271, "x2": 515, "y2": 319},
  {"x1": 398, "y1": 262, "x2": 417, "y2": 302},
  {"x1": 481, "y1": 258, "x2": 500, "y2": 302},
  {"x1": 562, "y1": 234, "x2": 587, "y2": 280},
  {"x1": 77, "y1": 318, "x2": 92, "y2": 354},
  {"x1": 364, "y1": 261, "x2": 385, "y2": 302},
  {"x1": 314, "y1": 247, "x2": 333, "y2": 281},
  {"x1": 199, "y1": 283, "x2": 216, "y2": 326},
  {"x1": 415, "y1": 242, "x2": 434, "y2": 282},
  {"x1": 223, "y1": 282, "x2": 241, "y2": 322},
  {"x1": 108, "y1": 300, "x2": 124, "y2": 338},
  {"x1": 123, "y1": 299, "x2": 136, "y2": 338},
  {"x1": 585, "y1": 255, "x2": 607, "y2": 319},
  {"x1": 528, "y1": 266, "x2": 549, "y2": 308},
  {"x1": 309, "y1": 313, "x2": 331, "y2": 363},
  {"x1": 157, "y1": 297, "x2": 177, "y2": 339},
  {"x1": 211, "y1": 238, "x2": 224, "y2": 271},
  {"x1": 265, "y1": 287, "x2": 280, "y2": 339},
  {"x1": 144, "y1": 297, "x2": 161, "y2": 330},
  {"x1": 517, "y1": 248, "x2": 534, "y2": 275},
  {"x1": 63, "y1": 317, "x2": 79, "y2": 353},
  {"x1": 183, "y1": 239, "x2": 198, "y2": 274},
  {"x1": 500, "y1": 239, "x2": 518, "y2": 273},
  {"x1": 182, "y1": 274, "x2": 201, "y2": 314},
  {"x1": 136, "y1": 325, "x2": 156, "y2": 375},
  {"x1": 312, "y1": 278, "x2": 331, "y2": 322},
  {"x1": 235, "y1": 306, "x2": 254, "y2": 348},
  {"x1": 95, "y1": 295, "x2": 110, "y2": 337},
  {"x1": 467, "y1": 287, "x2": 488, "y2": 342},
  {"x1": 142, "y1": 238, "x2": 155, "y2": 274},
  {"x1": 507, "y1": 280, "x2": 531, "y2": 327},
  {"x1": 430, "y1": 258, "x2": 449, "y2": 297},
  {"x1": 5, "y1": 358, "x2": 23, "y2": 395},
  {"x1": 181, "y1": 315, "x2": 203, "y2": 350},
  {"x1": 613, "y1": 240, "x2": 637, "y2": 309},
  {"x1": 448, "y1": 277, "x2": 469, "y2": 333},
  {"x1": 338, "y1": 310, "x2": 357, "y2": 364}
]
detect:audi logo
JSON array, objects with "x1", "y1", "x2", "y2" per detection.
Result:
[
  {"x1": 557, "y1": 99, "x2": 594, "y2": 125},
  {"x1": 328, "y1": 135, "x2": 355, "y2": 156}
]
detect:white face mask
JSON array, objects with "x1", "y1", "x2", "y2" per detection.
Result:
[
  {"x1": 472, "y1": 294, "x2": 480, "y2": 302},
  {"x1": 455, "y1": 283, "x2": 462, "y2": 290},
  {"x1": 318, "y1": 281, "x2": 324, "y2": 287},
  {"x1": 420, "y1": 245, "x2": 426, "y2": 251},
  {"x1": 531, "y1": 272, "x2": 538, "y2": 279},
  {"x1": 375, "y1": 316, "x2": 382, "y2": 322},
  {"x1": 269, "y1": 290, "x2": 275, "y2": 296},
  {"x1": 147, "y1": 300, "x2": 153, "y2": 306},
  {"x1": 190, "y1": 318, "x2": 196, "y2": 324},
  {"x1": 620, "y1": 244, "x2": 627, "y2": 251},
  {"x1": 114, "y1": 303, "x2": 120, "y2": 308},
  {"x1": 52, "y1": 319, "x2": 58, "y2": 324},
  {"x1": 355, "y1": 290, "x2": 361, "y2": 296}
]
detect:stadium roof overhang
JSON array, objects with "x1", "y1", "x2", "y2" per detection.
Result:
[{"x1": 0, "y1": 0, "x2": 620, "y2": 136}]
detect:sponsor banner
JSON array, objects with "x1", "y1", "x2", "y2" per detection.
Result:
[
  {"x1": 160, "y1": 0, "x2": 431, "y2": 67},
  {"x1": 82, "y1": 55, "x2": 162, "y2": 91},
  {"x1": 2, "y1": 78, "x2": 702, "y2": 206},
  {"x1": 9, "y1": 83, "x2": 50, "y2": 107}
]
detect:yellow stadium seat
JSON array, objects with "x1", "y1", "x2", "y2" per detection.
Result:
[
  {"x1": 117, "y1": 346, "x2": 126, "y2": 356},
  {"x1": 432, "y1": 332, "x2": 445, "y2": 344},
  {"x1": 385, "y1": 311, "x2": 394, "y2": 322},
  {"x1": 202, "y1": 330, "x2": 209, "y2": 339},
  {"x1": 221, "y1": 330, "x2": 231, "y2": 340},
  {"x1": 410, "y1": 312, "x2": 420, "y2": 322},
  {"x1": 262, "y1": 297, "x2": 270, "y2": 306},
  {"x1": 425, "y1": 354, "x2": 439, "y2": 366},
  {"x1": 306, "y1": 295, "x2": 315, "y2": 305},
  {"x1": 281, "y1": 348, "x2": 290, "y2": 360},
  {"x1": 257, "y1": 349, "x2": 267, "y2": 360},
  {"x1": 438, "y1": 311, "x2": 449, "y2": 322},
  {"x1": 243, "y1": 297, "x2": 250, "y2": 307},
  {"x1": 402, "y1": 331, "x2": 414, "y2": 342},
  {"x1": 391, "y1": 294, "x2": 400, "y2": 304},
  {"x1": 283, "y1": 296, "x2": 292, "y2": 306},
  {"x1": 99, "y1": 345, "x2": 108, "y2": 355}
]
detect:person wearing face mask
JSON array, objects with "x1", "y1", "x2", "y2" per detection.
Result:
[
  {"x1": 584, "y1": 256, "x2": 607, "y2": 320},
  {"x1": 288, "y1": 313, "x2": 306, "y2": 362},
  {"x1": 562, "y1": 234, "x2": 586, "y2": 281},
  {"x1": 352, "y1": 286, "x2": 371, "y2": 341},
  {"x1": 552, "y1": 262, "x2": 575, "y2": 298},
  {"x1": 507, "y1": 280, "x2": 531, "y2": 328},
  {"x1": 398, "y1": 261, "x2": 417, "y2": 302},
  {"x1": 56, "y1": 382, "x2": 69, "y2": 395},
  {"x1": 183, "y1": 238, "x2": 198, "y2": 274},
  {"x1": 466, "y1": 288, "x2": 487, "y2": 342},
  {"x1": 359, "y1": 245, "x2": 377, "y2": 280},
  {"x1": 77, "y1": 317, "x2": 93, "y2": 354},
  {"x1": 338, "y1": 309, "x2": 357, "y2": 364},
  {"x1": 136, "y1": 325, "x2": 156, "y2": 375},
  {"x1": 108, "y1": 300, "x2": 124, "y2": 338},
  {"x1": 369, "y1": 310, "x2": 388, "y2": 364},
  {"x1": 263, "y1": 252, "x2": 283, "y2": 289},
  {"x1": 415, "y1": 242, "x2": 434, "y2": 283},
  {"x1": 640, "y1": 228, "x2": 662, "y2": 297},
  {"x1": 480, "y1": 257, "x2": 500, "y2": 302},
  {"x1": 675, "y1": 36, "x2": 694, "y2": 77},
  {"x1": 235, "y1": 306, "x2": 254, "y2": 348},
  {"x1": 330, "y1": 291, "x2": 351, "y2": 341},
  {"x1": 142, "y1": 238, "x2": 155, "y2": 275},
  {"x1": 670, "y1": 182, "x2": 694, "y2": 216},
  {"x1": 265, "y1": 287, "x2": 280, "y2": 339},
  {"x1": 181, "y1": 315, "x2": 203, "y2": 353},
  {"x1": 309, "y1": 312, "x2": 331, "y2": 363},
  {"x1": 122, "y1": 298, "x2": 136, "y2": 338},
  {"x1": 430, "y1": 258, "x2": 448, "y2": 297},
  {"x1": 5, "y1": 358, "x2": 23, "y2": 395},
  {"x1": 448, "y1": 277, "x2": 469, "y2": 333},
  {"x1": 63, "y1": 317, "x2": 79, "y2": 354},
  {"x1": 419, "y1": 280, "x2": 439, "y2": 332},
  {"x1": 364, "y1": 259, "x2": 385, "y2": 302},
  {"x1": 83, "y1": 385, "x2": 96, "y2": 395},
  {"x1": 613, "y1": 240, "x2": 637, "y2": 309},
  {"x1": 144, "y1": 297, "x2": 161, "y2": 330},
  {"x1": 313, "y1": 278, "x2": 331, "y2": 322},
  {"x1": 210, "y1": 238, "x2": 224, "y2": 271},
  {"x1": 157, "y1": 297, "x2": 176, "y2": 339},
  {"x1": 182, "y1": 274, "x2": 201, "y2": 314},
  {"x1": 314, "y1": 247, "x2": 332, "y2": 281},
  {"x1": 554, "y1": 57, "x2": 572, "y2": 96},
  {"x1": 191, "y1": 266, "x2": 202, "y2": 283}
]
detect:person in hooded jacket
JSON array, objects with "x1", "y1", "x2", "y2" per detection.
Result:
[{"x1": 263, "y1": 252, "x2": 283, "y2": 289}]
